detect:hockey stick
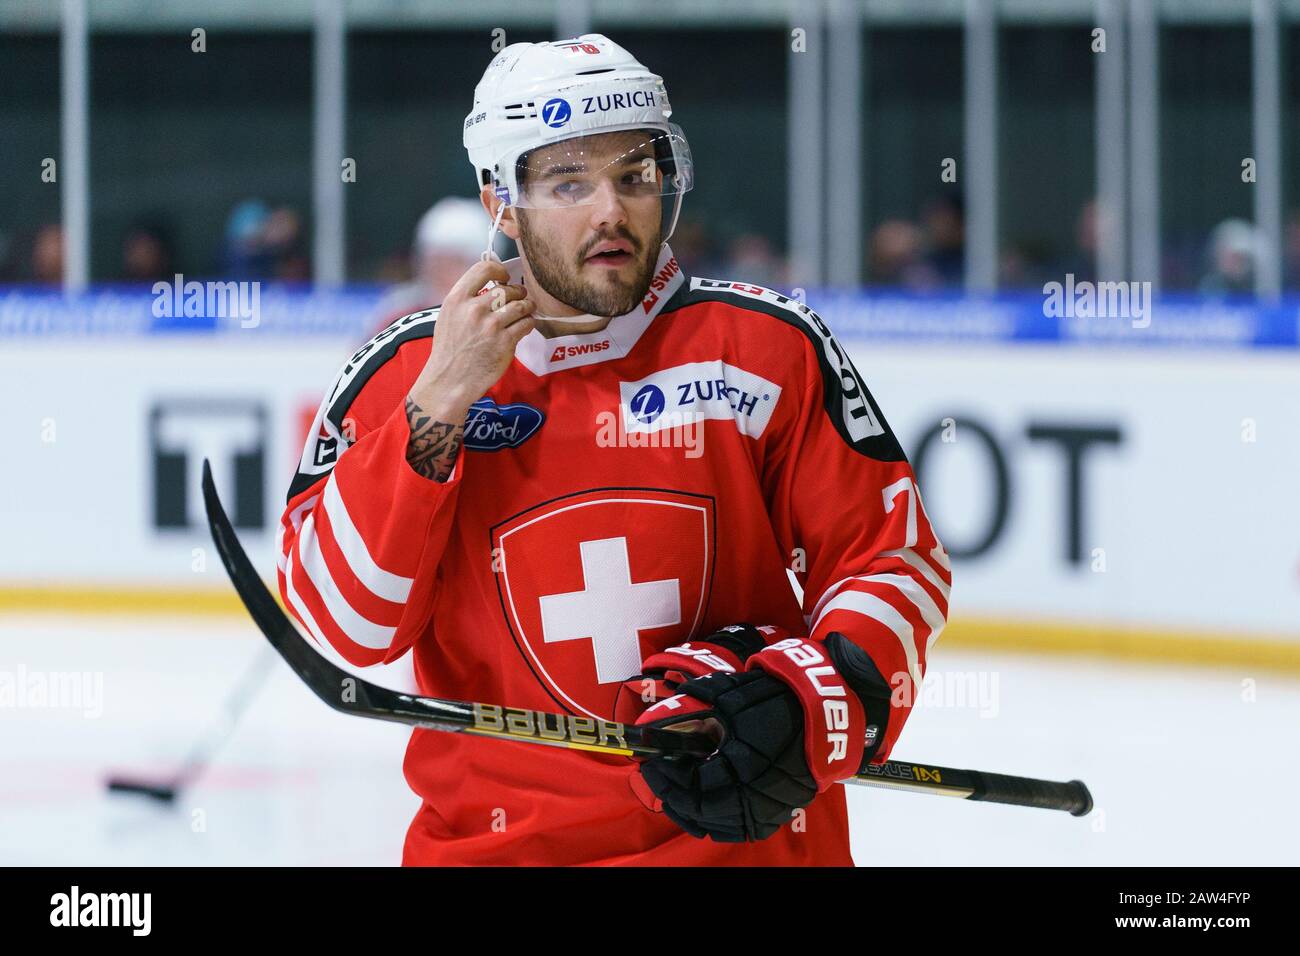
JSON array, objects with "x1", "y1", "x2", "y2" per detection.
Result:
[
  {"x1": 106, "y1": 645, "x2": 278, "y2": 803},
  {"x1": 202, "y1": 460, "x2": 1093, "y2": 816}
]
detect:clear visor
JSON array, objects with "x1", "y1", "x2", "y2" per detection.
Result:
[{"x1": 509, "y1": 124, "x2": 693, "y2": 210}]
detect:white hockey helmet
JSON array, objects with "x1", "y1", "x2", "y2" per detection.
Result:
[
  {"x1": 414, "y1": 196, "x2": 494, "y2": 260},
  {"x1": 463, "y1": 34, "x2": 693, "y2": 251}
]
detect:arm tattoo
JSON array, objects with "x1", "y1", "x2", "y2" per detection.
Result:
[{"x1": 405, "y1": 396, "x2": 465, "y2": 482}]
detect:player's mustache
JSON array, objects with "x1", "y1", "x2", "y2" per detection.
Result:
[{"x1": 579, "y1": 229, "x2": 640, "y2": 262}]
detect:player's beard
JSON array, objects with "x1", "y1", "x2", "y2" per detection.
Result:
[{"x1": 516, "y1": 211, "x2": 659, "y2": 317}]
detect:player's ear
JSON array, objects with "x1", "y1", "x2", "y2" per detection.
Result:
[
  {"x1": 498, "y1": 209, "x2": 521, "y2": 242},
  {"x1": 480, "y1": 186, "x2": 521, "y2": 242}
]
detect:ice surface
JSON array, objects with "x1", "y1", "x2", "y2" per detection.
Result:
[{"x1": 2, "y1": 614, "x2": 1296, "y2": 865}]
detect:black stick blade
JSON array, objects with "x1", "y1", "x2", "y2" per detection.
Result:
[
  {"x1": 106, "y1": 777, "x2": 179, "y2": 803},
  {"x1": 199, "y1": 460, "x2": 430, "y2": 726}
]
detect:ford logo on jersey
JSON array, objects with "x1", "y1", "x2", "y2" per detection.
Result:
[
  {"x1": 463, "y1": 398, "x2": 545, "y2": 451},
  {"x1": 541, "y1": 98, "x2": 572, "y2": 128}
]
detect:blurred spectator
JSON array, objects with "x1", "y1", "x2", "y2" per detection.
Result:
[
  {"x1": 667, "y1": 217, "x2": 722, "y2": 277},
  {"x1": 263, "y1": 206, "x2": 310, "y2": 281},
  {"x1": 120, "y1": 220, "x2": 176, "y2": 283},
  {"x1": 370, "y1": 196, "x2": 494, "y2": 333},
  {"x1": 0, "y1": 229, "x2": 17, "y2": 282},
  {"x1": 1000, "y1": 238, "x2": 1056, "y2": 289},
  {"x1": 1160, "y1": 232, "x2": 1201, "y2": 290},
  {"x1": 1199, "y1": 218, "x2": 1257, "y2": 296},
  {"x1": 721, "y1": 232, "x2": 788, "y2": 289},
  {"x1": 1283, "y1": 210, "x2": 1300, "y2": 290},
  {"x1": 1060, "y1": 199, "x2": 1099, "y2": 283},
  {"x1": 868, "y1": 219, "x2": 931, "y2": 289},
  {"x1": 220, "y1": 200, "x2": 309, "y2": 280},
  {"x1": 32, "y1": 223, "x2": 64, "y2": 285},
  {"x1": 920, "y1": 193, "x2": 964, "y2": 287},
  {"x1": 222, "y1": 200, "x2": 271, "y2": 277}
]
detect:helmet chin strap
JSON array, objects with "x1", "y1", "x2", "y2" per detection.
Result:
[{"x1": 482, "y1": 200, "x2": 508, "y2": 263}]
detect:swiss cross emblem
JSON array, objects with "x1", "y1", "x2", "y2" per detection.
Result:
[{"x1": 491, "y1": 488, "x2": 717, "y2": 718}]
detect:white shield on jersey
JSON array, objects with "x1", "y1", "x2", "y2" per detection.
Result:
[{"x1": 490, "y1": 488, "x2": 716, "y2": 718}]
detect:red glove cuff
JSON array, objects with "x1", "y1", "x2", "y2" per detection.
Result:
[
  {"x1": 634, "y1": 689, "x2": 713, "y2": 727},
  {"x1": 640, "y1": 639, "x2": 746, "y2": 684},
  {"x1": 614, "y1": 639, "x2": 746, "y2": 725},
  {"x1": 614, "y1": 625, "x2": 798, "y2": 727},
  {"x1": 746, "y1": 637, "x2": 866, "y2": 790}
]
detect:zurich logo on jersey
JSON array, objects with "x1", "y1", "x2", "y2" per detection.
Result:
[
  {"x1": 628, "y1": 384, "x2": 667, "y2": 425},
  {"x1": 462, "y1": 397, "x2": 545, "y2": 451},
  {"x1": 620, "y1": 361, "x2": 784, "y2": 440},
  {"x1": 541, "y1": 98, "x2": 572, "y2": 128}
]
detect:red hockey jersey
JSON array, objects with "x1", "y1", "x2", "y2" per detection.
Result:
[{"x1": 277, "y1": 244, "x2": 951, "y2": 866}]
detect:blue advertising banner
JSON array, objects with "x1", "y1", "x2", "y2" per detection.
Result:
[{"x1": 1, "y1": 284, "x2": 1296, "y2": 348}]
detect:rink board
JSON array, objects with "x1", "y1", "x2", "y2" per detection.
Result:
[{"x1": 3, "y1": 324, "x2": 1298, "y2": 663}]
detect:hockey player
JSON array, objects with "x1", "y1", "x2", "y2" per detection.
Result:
[{"x1": 278, "y1": 34, "x2": 950, "y2": 865}]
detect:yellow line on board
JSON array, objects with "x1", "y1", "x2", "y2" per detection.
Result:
[
  {"x1": 940, "y1": 617, "x2": 1300, "y2": 676},
  {"x1": 0, "y1": 585, "x2": 248, "y2": 616},
  {"x1": 2, "y1": 586, "x2": 1298, "y2": 675}
]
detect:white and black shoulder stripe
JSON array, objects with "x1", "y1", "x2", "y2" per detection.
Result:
[
  {"x1": 287, "y1": 308, "x2": 439, "y2": 501},
  {"x1": 667, "y1": 278, "x2": 906, "y2": 462},
  {"x1": 323, "y1": 308, "x2": 440, "y2": 432}
]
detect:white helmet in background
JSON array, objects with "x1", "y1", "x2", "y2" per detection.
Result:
[
  {"x1": 414, "y1": 196, "x2": 502, "y2": 261},
  {"x1": 463, "y1": 34, "x2": 693, "y2": 253}
]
